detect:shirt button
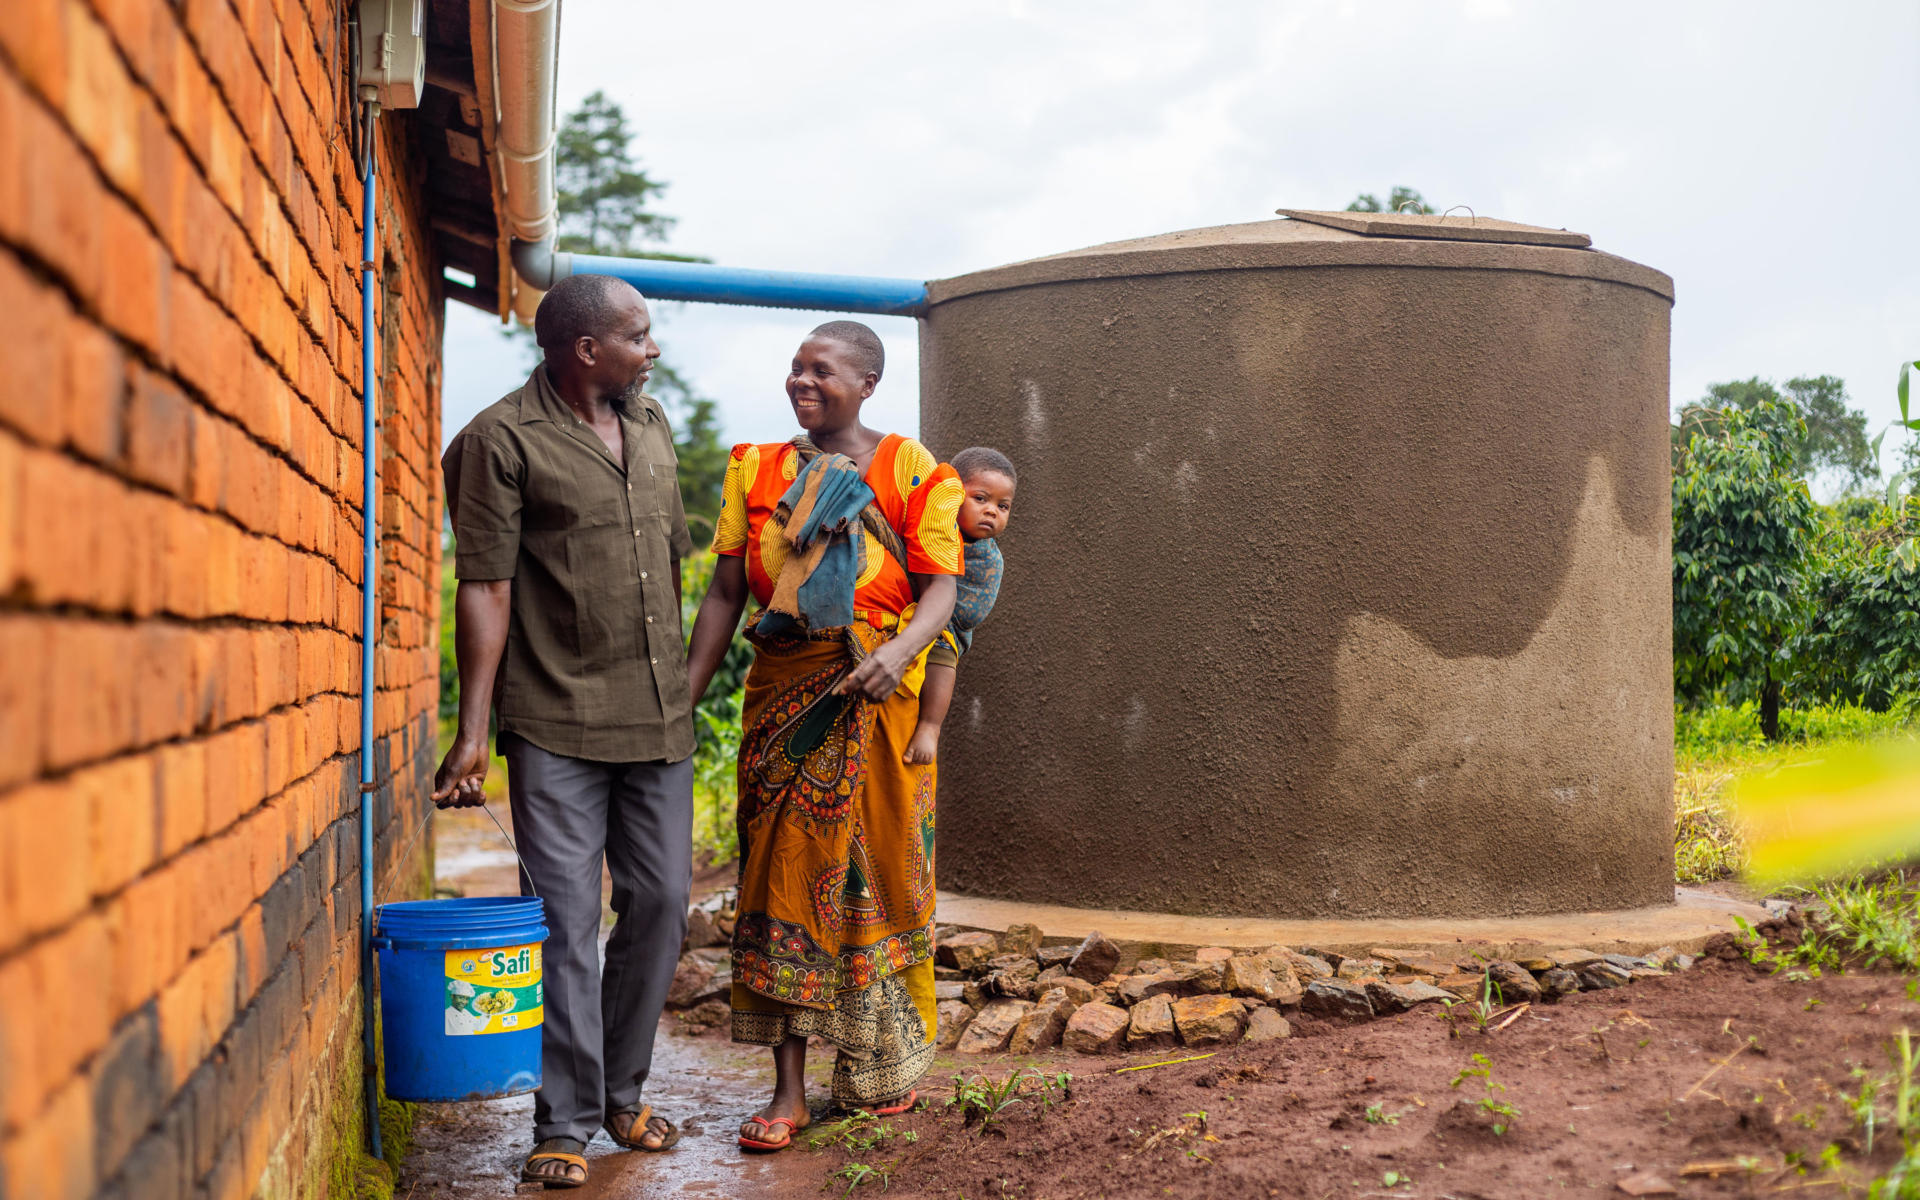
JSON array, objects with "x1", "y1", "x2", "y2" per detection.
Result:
[
  {"x1": 650, "y1": 657, "x2": 658, "y2": 664},
  {"x1": 633, "y1": 529, "x2": 641, "y2": 537},
  {"x1": 646, "y1": 616, "x2": 654, "y2": 623},
  {"x1": 640, "y1": 571, "x2": 648, "y2": 580},
  {"x1": 627, "y1": 483, "x2": 633, "y2": 491}
]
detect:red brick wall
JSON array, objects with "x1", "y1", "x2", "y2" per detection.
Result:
[{"x1": 0, "y1": 0, "x2": 443, "y2": 1195}]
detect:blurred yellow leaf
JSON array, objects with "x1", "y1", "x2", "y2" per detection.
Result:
[{"x1": 1734, "y1": 737, "x2": 1920, "y2": 883}]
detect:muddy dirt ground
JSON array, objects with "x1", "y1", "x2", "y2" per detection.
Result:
[{"x1": 405, "y1": 811, "x2": 1916, "y2": 1199}]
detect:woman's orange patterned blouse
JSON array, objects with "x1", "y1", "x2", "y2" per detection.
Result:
[{"x1": 711, "y1": 434, "x2": 965, "y2": 618}]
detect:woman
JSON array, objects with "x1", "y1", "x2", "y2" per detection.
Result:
[{"x1": 685, "y1": 320, "x2": 962, "y2": 1150}]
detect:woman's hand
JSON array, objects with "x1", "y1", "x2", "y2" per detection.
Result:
[{"x1": 839, "y1": 640, "x2": 914, "y2": 700}]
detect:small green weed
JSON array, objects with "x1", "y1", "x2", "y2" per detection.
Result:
[
  {"x1": 1364, "y1": 1103, "x2": 1399, "y2": 1126},
  {"x1": 806, "y1": 1111, "x2": 917, "y2": 1155},
  {"x1": 1449, "y1": 1053, "x2": 1520, "y2": 1135},
  {"x1": 825, "y1": 1160, "x2": 894, "y2": 1196},
  {"x1": 946, "y1": 1069, "x2": 1072, "y2": 1134},
  {"x1": 1382, "y1": 1169, "x2": 1414, "y2": 1189}
]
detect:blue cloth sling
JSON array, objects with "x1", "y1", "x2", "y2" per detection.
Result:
[
  {"x1": 756, "y1": 452, "x2": 875, "y2": 636},
  {"x1": 945, "y1": 537, "x2": 1004, "y2": 657}
]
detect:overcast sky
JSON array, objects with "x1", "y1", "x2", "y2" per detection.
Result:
[{"x1": 441, "y1": 0, "x2": 1920, "y2": 471}]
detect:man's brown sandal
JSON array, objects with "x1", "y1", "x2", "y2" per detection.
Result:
[
  {"x1": 604, "y1": 1104, "x2": 681, "y2": 1152},
  {"x1": 521, "y1": 1137, "x2": 589, "y2": 1189}
]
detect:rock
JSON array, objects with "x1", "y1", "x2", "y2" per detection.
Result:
[
  {"x1": 1172, "y1": 995, "x2": 1247, "y2": 1046},
  {"x1": 1160, "y1": 961, "x2": 1226, "y2": 995},
  {"x1": 1010, "y1": 992, "x2": 1076, "y2": 1054},
  {"x1": 1645, "y1": 945, "x2": 1681, "y2": 970},
  {"x1": 934, "y1": 966, "x2": 967, "y2": 982},
  {"x1": 962, "y1": 980, "x2": 986, "y2": 1008},
  {"x1": 935, "y1": 1000, "x2": 975, "y2": 1050},
  {"x1": 1603, "y1": 953, "x2": 1649, "y2": 971},
  {"x1": 1299, "y1": 947, "x2": 1346, "y2": 969},
  {"x1": 682, "y1": 998, "x2": 731, "y2": 1028},
  {"x1": 1579, "y1": 961, "x2": 1632, "y2": 990},
  {"x1": 1062, "y1": 1002, "x2": 1130, "y2": 1054},
  {"x1": 1037, "y1": 945, "x2": 1076, "y2": 970},
  {"x1": 985, "y1": 958, "x2": 1041, "y2": 1000},
  {"x1": 986, "y1": 953, "x2": 1034, "y2": 972},
  {"x1": 1068, "y1": 932, "x2": 1122, "y2": 983},
  {"x1": 1223, "y1": 956, "x2": 1299, "y2": 1006},
  {"x1": 1301, "y1": 979, "x2": 1374, "y2": 1020},
  {"x1": 1437, "y1": 973, "x2": 1486, "y2": 1000},
  {"x1": 1035, "y1": 965, "x2": 1068, "y2": 988},
  {"x1": 1127, "y1": 996, "x2": 1178, "y2": 1047},
  {"x1": 1000, "y1": 922, "x2": 1044, "y2": 959},
  {"x1": 683, "y1": 907, "x2": 727, "y2": 951},
  {"x1": 1132, "y1": 957, "x2": 1172, "y2": 977},
  {"x1": 1243, "y1": 1008, "x2": 1293, "y2": 1042},
  {"x1": 937, "y1": 931, "x2": 1000, "y2": 973},
  {"x1": 666, "y1": 955, "x2": 715, "y2": 1008},
  {"x1": 956, "y1": 998, "x2": 1032, "y2": 1054},
  {"x1": 1370, "y1": 948, "x2": 1454, "y2": 977},
  {"x1": 1364, "y1": 980, "x2": 1454, "y2": 1013},
  {"x1": 1514, "y1": 956, "x2": 1555, "y2": 973},
  {"x1": 1629, "y1": 967, "x2": 1667, "y2": 982},
  {"x1": 1113, "y1": 975, "x2": 1153, "y2": 1007},
  {"x1": 1675, "y1": 954, "x2": 1697, "y2": 971},
  {"x1": 1335, "y1": 957, "x2": 1389, "y2": 982},
  {"x1": 1055, "y1": 977, "x2": 1097, "y2": 1006},
  {"x1": 1548, "y1": 948, "x2": 1604, "y2": 969},
  {"x1": 1485, "y1": 961, "x2": 1542, "y2": 1004},
  {"x1": 1539, "y1": 967, "x2": 1582, "y2": 999},
  {"x1": 1281, "y1": 951, "x2": 1335, "y2": 981},
  {"x1": 934, "y1": 981, "x2": 967, "y2": 1004},
  {"x1": 1195, "y1": 946, "x2": 1235, "y2": 963},
  {"x1": 1095, "y1": 979, "x2": 1124, "y2": 1005},
  {"x1": 690, "y1": 969, "x2": 731, "y2": 1007},
  {"x1": 1615, "y1": 1171, "x2": 1678, "y2": 1196},
  {"x1": 687, "y1": 945, "x2": 730, "y2": 966}
]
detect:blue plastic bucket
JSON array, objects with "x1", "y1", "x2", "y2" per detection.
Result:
[{"x1": 373, "y1": 896, "x2": 549, "y2": 1101}]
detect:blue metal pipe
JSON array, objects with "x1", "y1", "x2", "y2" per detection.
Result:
[
  {"x1": 358, "y1": 100, "x2": 384, "y2": 1164},
  {"x1": 519, "y1": 243, "x2": 929, "y2": 317}
]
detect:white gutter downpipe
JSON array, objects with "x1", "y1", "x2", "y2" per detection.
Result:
[{"x1": 493, "y1": 0, "x2": 560, "y2": 322}]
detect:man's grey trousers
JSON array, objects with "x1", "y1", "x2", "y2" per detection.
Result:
[{"x1": 501, "y1": 733, "x2": 693, "y2": 1144}]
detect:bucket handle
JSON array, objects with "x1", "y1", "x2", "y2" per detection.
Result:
[{"x1": 372, "y1": 805, "x2": 538, "y2": 937}]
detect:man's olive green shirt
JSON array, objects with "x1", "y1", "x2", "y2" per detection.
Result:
[{"x1": 442, "y1": 367, "x2": 695, "y2": 763}]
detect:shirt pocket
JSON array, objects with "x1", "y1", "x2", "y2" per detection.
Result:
[{"x1": 648, "y1": 461, "x2": 679, "y2": 521}]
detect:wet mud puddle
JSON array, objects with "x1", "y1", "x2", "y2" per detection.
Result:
[{"x1": 398, "y1": 810, "x2": 816, "y2": 1198}]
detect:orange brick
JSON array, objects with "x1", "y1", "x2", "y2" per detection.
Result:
[
  {"x1": 0, "y1": 251, "x2": 68, "y2": 446},
  {"x1": 156, "y1": 931, "x2": 237, "y2": 1092},
  {"x1": 105, "y1": 857, "x2": 179, "y2": 1019},
  {"x1": 0, "y1": 1072, "x2": 96, "y2": 1200},
  {"x1": 186, "y1": 405, "x2": 226, "y2": 510},
  {"x1": 133, "y1": 623, "x2": 196, "y2": 744},
  {"x1": 0, "y1": 0, "x2": 73, "y2": 111},
  {"x1": 62, "y1": 2, "x2": 142, "y2": 198},
  {"x1": 0, "y1": 617, "x2": 49, "y2": 788},
  {"x1": 235, "y1": 901, "x2": 266, "y2": 1007},
  {"x1": 0, "y1": 912, "x2": 112, "y2": 1136},
  {"x1": 123, "y1": 365, "x2": 190, "y2": 494},
  {"x1": 44, "y1": 618, "x2": 135, "y2": 769},
  {"x1": 161, "y1": 503, "x2": 210, "y2": 619},
  {"x1": 155, "y1": 737, "x2": 207, "y2": 856},
  {"x1": 84, "y1": 753, "x2": 158, "y2": 899},
  {"x1": 18, "y1": 89, "x2": 104, "y2": 308},
  {"x1": 0, "y1": 780, "x2": 88, "y2": 953},
  {"x1": 0, "y1": 432, "x2": 18, "y2": 593},
  {"x1": 60, "y1": 317, "x2": 126, "y2": 467},
  {"x1": 123, "y1": 488, "x2": 172, "y2": 618}
]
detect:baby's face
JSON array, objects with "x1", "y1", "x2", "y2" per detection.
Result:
[{"x1": 958, "y1": 470, "x2": 1015, "y2": 540}]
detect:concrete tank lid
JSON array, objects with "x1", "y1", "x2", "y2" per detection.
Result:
[
  {"x1": 1276, "y1": 208, "x2": 1592, "y2": 248},
  {"x1": 926, "y1": 216, "x2": 1672, "y2": 307}
]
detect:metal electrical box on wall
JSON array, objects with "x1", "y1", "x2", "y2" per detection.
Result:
[{"x1": 357, "y1": 0, "x2": 426, "y2": 109}]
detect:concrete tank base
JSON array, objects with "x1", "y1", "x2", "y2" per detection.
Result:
[{"x1": 935, "y1": 887, "x2": 1763, "y2": 964}]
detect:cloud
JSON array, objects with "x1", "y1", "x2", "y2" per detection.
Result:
[{"x1": 443, "y1": 0, "x2": 1920, "y2": 466}]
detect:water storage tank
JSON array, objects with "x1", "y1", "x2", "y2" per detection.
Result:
[{"x1": 920, "y1": 211, "x2": 1674, "y2": 920}]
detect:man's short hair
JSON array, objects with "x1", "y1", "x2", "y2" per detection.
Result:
[
  {"x1": 808, "y1": 320, "x2": 885, "y2": 380},
  {"x1": 535, "y1": 274, "x2": 641, "y2": 353},
  {"x1": 951, "y1": 446, "x2": 1017, "y2": 485}
]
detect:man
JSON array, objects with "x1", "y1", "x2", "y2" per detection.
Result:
[{"x1": 435, "y1": 274, "x2": 693, "y2": 1188}]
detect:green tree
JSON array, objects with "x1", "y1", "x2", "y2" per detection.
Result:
[
  {"x1": 1673, "y1": 398, "x2": 1818, "y2": 740},
  {"x1": 1347, "y1": 186, "x2": 1435, "y2": 214},
  {"x1": 508, "y1": 91, "x2": 729, "y2": 526},
  {"x1": 1794, "y1": 497, "x2": 1920, "y2": 711},
  {"x1": 1674, "y1": 376, "x2": 1875, "y2": 491}
]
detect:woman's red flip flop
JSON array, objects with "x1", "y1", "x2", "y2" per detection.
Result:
[
  {"x1": 859, "y1": 1089, "x2": 917, "y2": 1117},
  {"x1": 738, "y1": 1115, "x2": 801, "y2": 1152}
]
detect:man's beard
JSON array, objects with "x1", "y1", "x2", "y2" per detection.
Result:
[{"x1": 610, "y1": 373, "x2": 647, "y2": 416}]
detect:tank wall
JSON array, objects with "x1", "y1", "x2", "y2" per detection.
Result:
[{"x1": 921, "y1": 264, "x2": 1673, "y2": 919}]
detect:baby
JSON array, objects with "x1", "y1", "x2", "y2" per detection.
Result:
[{"x1": 905, "y1": 446, "x2": 1016, "y2": 765}]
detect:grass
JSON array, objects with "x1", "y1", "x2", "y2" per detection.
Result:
[
  {"x1": 946, "y1": 1068, "x2": 1073, "y2": 1135},
  {"x1": 1673, "y1": 700, "x2": 1916, "y2": 885}
]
